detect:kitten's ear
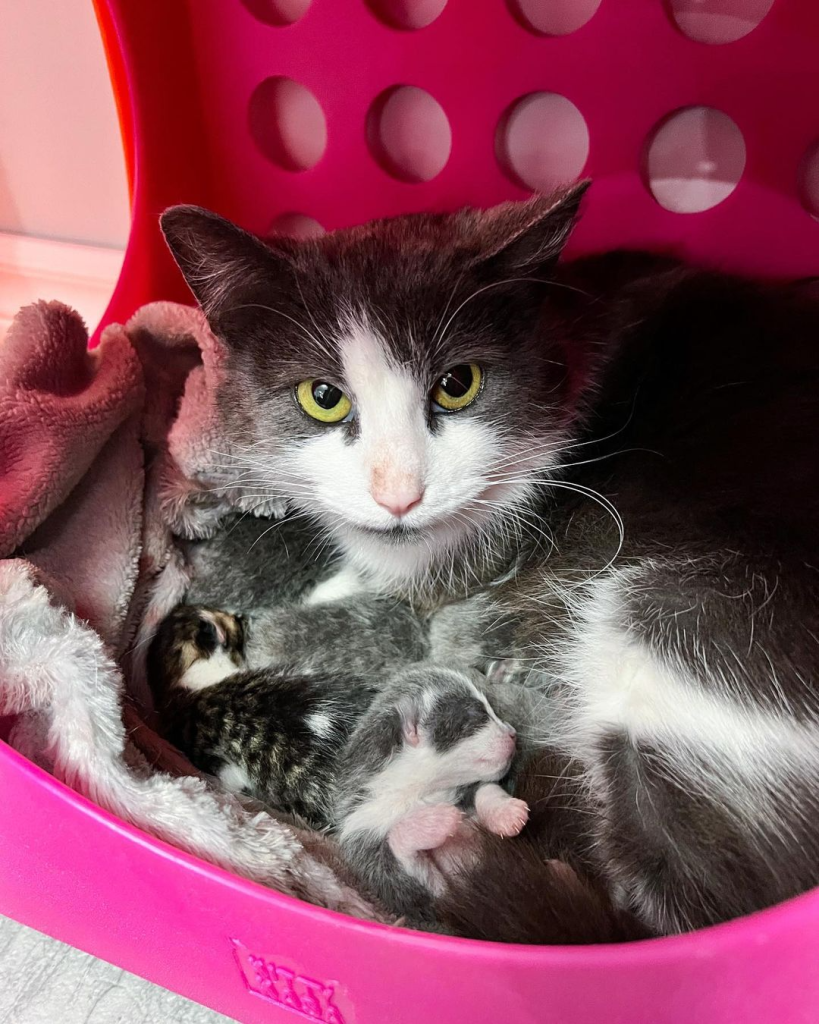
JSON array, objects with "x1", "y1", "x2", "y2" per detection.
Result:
[
  {"x1": 472, "y1": 181, "x2": 590, "y2": 274},
  {"x1": 160, "y1": 205, "x2": 293, "y2": 315},
  {"x1": 397, "y1": 698, "x2": 422, "y2": 747}
]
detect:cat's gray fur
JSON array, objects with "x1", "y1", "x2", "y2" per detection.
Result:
[
  {"x1": 161, "y1": 185, "x2": 819, "y2": 937},
  {"x1": 183, "y1": 512, "x2": 336, "y2": 612},
  {"x1": 182, "y1": 511, "x2": 429, "y2": 679}
]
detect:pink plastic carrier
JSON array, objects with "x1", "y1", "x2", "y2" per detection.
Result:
[{"x1": 2, "y1": 2, "x2": 819, "y2": 1021}]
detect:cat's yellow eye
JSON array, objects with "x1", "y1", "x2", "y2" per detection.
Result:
[
  {"x1": 296, "y1": 379, "x2": 353, "y2": 423},
  {"x1": 431, "y1": 364, "x2": 483, "y2": 412}
]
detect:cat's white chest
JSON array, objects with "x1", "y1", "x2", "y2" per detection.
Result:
[{"x1": 553, "y1": 568, "x2": 819, "y2": 812}]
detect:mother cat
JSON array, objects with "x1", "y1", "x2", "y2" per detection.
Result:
[{"x1": 161, "y1": 183, "x2": 819, "y2": 935}]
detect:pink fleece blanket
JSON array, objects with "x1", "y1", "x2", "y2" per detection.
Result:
[{"x1": 0, "y1": 299, "x2": 384, "y2": 923}]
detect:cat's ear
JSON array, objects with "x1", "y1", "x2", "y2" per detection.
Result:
[
  {"x1": 472, "y1": 181, "x2": 590, "y2": 274},
  {"x1": 160, "y1": 205, "x2": 293, "y2": 316}
]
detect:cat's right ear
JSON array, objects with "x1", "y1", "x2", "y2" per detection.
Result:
[
  {"x1": 470, "y1": 181, "x2": 590, "y2": 275},
  {"x1": 160, "y1": 205, "x2": 292, "y2": 317}
]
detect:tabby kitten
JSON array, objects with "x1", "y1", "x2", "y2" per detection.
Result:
[{"x1": 160, "y1": 184, "x2": 819, "y2": 936}]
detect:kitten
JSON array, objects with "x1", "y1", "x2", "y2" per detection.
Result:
[
  {"x1": 330, "y1": 664, "x2": 525, "y2": 924},
  {"x1": 149, "y1": 607, "x2": 524, "y2": 920},
  {"x1": 148, "y1": 604, "x2": 378, "y2": 827},
  {"x1": 161, "y1": 185, "x2": 819, "y2": 935},
  {"x1": 436, "y1": 748, "x2": 652, "y2": 944},
  {"x1": 180, "y1": 509, "x2": 429, "y2": 679}
]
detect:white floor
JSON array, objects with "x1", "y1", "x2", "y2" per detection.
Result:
[{"x1": 0, "y1": 915, "x2": 234, "y2": 1024}]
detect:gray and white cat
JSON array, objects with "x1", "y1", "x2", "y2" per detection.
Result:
[{"x1": 161, "y1": 182, "x2": 819, "y2": 936}]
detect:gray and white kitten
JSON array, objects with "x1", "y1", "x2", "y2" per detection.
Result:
[
  {"x1": 148, "y1": 607, "x2": 524, "y2": 922},
  {"x1": 161, "y1": 183, "x2": 819, "y2": 937},
  {"x1": 333, "y1": 665, "x2": 523, "y2": 923},
  {"x1": 181, "y1": 510, "x2": 429, "y2": 680}
]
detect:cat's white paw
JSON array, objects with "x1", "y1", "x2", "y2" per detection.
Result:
[{"x1": 486, "y1": 797, "x2": 529, "y2": 837}]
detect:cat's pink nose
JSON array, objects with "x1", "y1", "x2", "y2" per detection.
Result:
[{"x1": 371, "y1": 486, "x2": 425, "y2": 518}]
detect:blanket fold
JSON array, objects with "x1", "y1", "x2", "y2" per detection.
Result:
[{"x1": 0, "y1": 299, "x2": 385, "y2": 923}]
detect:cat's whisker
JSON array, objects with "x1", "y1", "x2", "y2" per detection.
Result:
[
  {"x1": 430, "y1": 267, "x2": 468, "y2": 353},
  {"x1": 245, "y1": 511, "x2": 315, "y2": 553},
  {"x1": 490, "y1": 408, "x2": 642, "y2": 472},
  {"x1": 295, "y1": 274, "x2": 327, "y2": 349},
  {"x1": 542, "y1": 480, "x2": 624, "y2": 583},
  {"x1": 435, "y1": 276, "x2": 591, "y2": 350},
  {"x1": 223, "y1": 302, "x2": 328, "y2": 355},
  {"x1": 492, "y1": 444, "x2": 661, "y2": 480}
]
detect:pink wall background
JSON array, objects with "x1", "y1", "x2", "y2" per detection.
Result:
[{"x1": 0, "y1": 0, "x2": 129, "y2": 248}]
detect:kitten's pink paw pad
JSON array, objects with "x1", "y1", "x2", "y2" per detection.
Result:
[
  {"x1": 483, "y1": 797, "x2": 529, "y2": 837},
  {"x1": 388, "y1": 804, "x2": 464, "y2": 858}
]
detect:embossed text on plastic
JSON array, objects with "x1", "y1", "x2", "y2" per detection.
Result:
[{"x1": 232, "y1": 939, "x2": 347, "y2": 1022}]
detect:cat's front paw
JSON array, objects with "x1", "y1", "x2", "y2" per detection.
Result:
[
  {"x1": 160, "y1": 464, "x2": 230, "y2": 540},
  {"x1": 486, "y1": 796, "x2": 530, "y2": 837}
]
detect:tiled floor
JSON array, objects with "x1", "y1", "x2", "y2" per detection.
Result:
[{"x1": 0, "y1": 915, "x2": 234, "y2": 1024}]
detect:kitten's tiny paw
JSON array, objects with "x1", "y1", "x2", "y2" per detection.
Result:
[
  {"x1": 234, "y1": 492, "x2": 288, "y2": 520},
  {"x1": 388, "y1": 804, "x2": 464, "y2": 859},
  {"x1": 482, "y1": 796, "x2": 530, "y2": 838},
  {"x1": 160, "y1": 471, "x2": 229, "y2": 540}
]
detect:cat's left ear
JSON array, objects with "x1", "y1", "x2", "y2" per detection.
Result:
[
  {"x1": 160, "y1": 205, "x2": 295, "y2": 317},
  {"x1": 472, "y1": 180, "x2": 590, "y2": 274}
]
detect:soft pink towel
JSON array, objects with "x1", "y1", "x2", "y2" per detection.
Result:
[
  {"x1": 0, "y1": 299, "x2": 385, "y2": 924},
  {"x1": 0, "y1": 301, "x2": 143, "y2": 560}
]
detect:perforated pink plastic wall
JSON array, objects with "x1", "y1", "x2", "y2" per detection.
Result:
[
  {"x1": 97, "y1": 0, "x2": 819, "y2": 335},
  {"x1": 2, "y1": 3, "x2": 819, "y2": 1023}
]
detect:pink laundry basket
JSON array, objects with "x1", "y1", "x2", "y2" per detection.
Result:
[{"x1": 2, "y1": 1, "x2": 819, "y2": 1021}]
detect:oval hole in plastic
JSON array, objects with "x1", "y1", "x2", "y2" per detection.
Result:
[
  {"x1": 366, "y1": 0, "x2": 447, "y2": 29},
  {"x1": 664, "y1": 0, "x2": 774, "y2": 44},
  {"x1": 249, "y1": 77, "x2": 327, "y2": 171},
  {"x1": 367, "y1": 86, "x2": 452, "y2": 183},
  {"x1": 644, "y1": 106, "x2": 746, "y2": 213},
  {"x1": 241, "y1": 0, "x2": 312, "y2": 26},
  {"x1": 496, "y1": 93, "x2": 589, "y2": 192},
  {"x1": 269, "y1": 212, "x2": 326, "y2": 238},
  {"x1": 798, "y1": 142, "x2": 819, "y2": 220},
  {"x1": 509, "y1": 0, "x2": 602, "y2": 35}
]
